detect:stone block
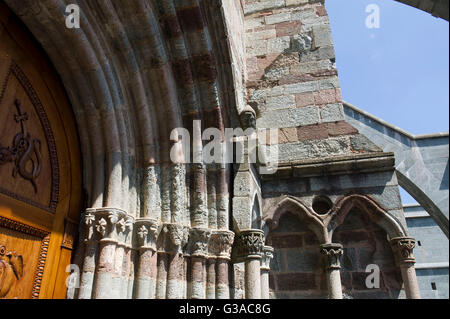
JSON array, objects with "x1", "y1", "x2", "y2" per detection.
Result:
[
  {"x1": 257, "y1": 105, "x2": 319, "y2": 128},
  {"x1": 320, "y1": 103, "x2": 345, "y2": 123},
  {"x1": 267, "y1": 36, "x2": 291, "y2": 54}
]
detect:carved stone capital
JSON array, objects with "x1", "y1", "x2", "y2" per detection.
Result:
[
  {"x1": 164, "y1": 223, "x2": 189, "y2": 255},
  {"x1": 209, "y1": 230, "x2": 235, "y2": 260},
  {"x1": 261, "y1": 246, "x2": 274, "y2": 271},
  {"x1": 320, "y1": 243, "x2": 343, "y2": 270},
  {"x1": 390, "y1": 237, "x2": 416, "y2": 266},
  {"x1": 236, "y1": 229, "x2": 265, "y2": 259},
  {"x1": 135, "y1": 218, "x2": 159, "y2": 251},
  {"x1": 84, "y1": 211, "x2": 97, "y2": 242},
  {"x1": 86, "y1": 208, "x2": 130, "y2": 243},
  {"x1": 188, "y1": 228, "x2": 211, "y2": 258}
]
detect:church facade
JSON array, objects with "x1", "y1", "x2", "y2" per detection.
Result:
[{"x1": 0, "y1": 0, "x2": 443, "y2": 299}]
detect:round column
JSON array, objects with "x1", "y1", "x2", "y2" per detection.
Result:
[
  {"x1": 134, "y1": 219, "x2": 159, "y2": 299},
  {"x1": 261, "y1": 246, "x2": 274, "y2": 299},
  {"x1": 238, "y1": 229, "x2": 265, "y2": 299},
  {"x1": 390, "y1": 237, "x2": 421, "y2": 299},
  {"x1": 320, "y1": 243, "x2": 344, "y2": 299}
]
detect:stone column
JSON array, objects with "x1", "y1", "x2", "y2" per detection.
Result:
[
  {"x1": 390, "y1": 237, "x2": 421, "y2": 299},
  {"x1": 206, "y1": 258, "x2": 216, "y2": 299},
  {"x1": 134, "y1": 219, "x2": 159, "y2": 299},
  {"x1": 261, "y1": 246, "x2": 274, "y2": 299},
  {"x1": 238, "y1": 230, "x2": 265, "y2": 299},
  {"x1": 165, "y1": 224, "x2": 189, "y2": 299},
  {"x1": 211, "y1": 230, "x2": 234, "y2": 299},
  {"x1": 92, "y1": 208, "x2": 128, "y2": 299},
  {"x1": 320, "y1": 243, "x2": 343, "y2": 299},
  {"x1": 188, "y1": 228, "x2": 211, "y2": 299},
  {"x1": 114, "y1": 216, "x2": 133, "y2": 299}
]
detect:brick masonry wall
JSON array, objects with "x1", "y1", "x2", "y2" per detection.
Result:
[
  {"x1": 243, "y1": 0, "x2": 381, "y2": 163},
  {"x1": 262, "y1": 170, "x2": 408, "y2": 299},
  {"x1": 333, "y1": 209, "x2": 404, "y2": 299},
  {"x1": 267, "y1": 211, "x2": 328, "y2": 299}
]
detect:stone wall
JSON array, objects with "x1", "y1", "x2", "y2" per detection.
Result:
[
  {"x1": 334, "y1": 209, "x2": 403, "y2": 299},
  {"x1": 262, "y1": 167, "x2": 409, "y2": 299},
  {"x1": 243, "y1": 0, "x2": 380, "y2": 165},
  {"x1": 267, "y1": 212, "x2": 327, "y2": 299}
]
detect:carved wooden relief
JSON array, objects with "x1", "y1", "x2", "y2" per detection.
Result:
[
  {"x1": 0, "y1": 216, "x2": 50, "y2": 299},
  {"x1": 0, "y1": 61, "x2": 59, "y2": 213},
  {"x1": 1, "y1": 3, "x2": 83, "y2": 299}
]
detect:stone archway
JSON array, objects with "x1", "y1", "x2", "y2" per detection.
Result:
[{"x1": 3, "y1": 0, "x2": 242, "y2": 299}]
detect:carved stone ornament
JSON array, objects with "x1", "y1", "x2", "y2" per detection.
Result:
[
  {"x1": 239, "y1": 105, "x2": 256, "y2": 130},
  {"x1": 390, "y1": 237, "x2": 416, "y2": 266},
  {"x1": 209, "y1": 230, "x2": 235, "y2": 260},
  {"x1": 135, "y1": 218, "x2": 159, "y2": 250},
  {"x1": 261, "y1": 246, "x2": 274, "y2": 271},
  {"x1": 89, "y1": 208, "x2": 129, "y2": 242},
  {"x1": 164, "y1": 223, "x2": 189, "y2": 254},
  {"x1": 188, "y1": 228, "x2": 211, "y2": 257},
  {"x1": 238, "y1": 229, "x2": 265, "y2": 259},
  {"x1": 320, "y1": 243, "x2": 343, "y2": 270},
  {"x1": 0, "y1": 246, "x2": 24, "y2": 298}
]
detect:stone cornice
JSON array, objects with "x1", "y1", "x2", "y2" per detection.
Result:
[{"x1": 260, "y1": 152, "x2": 395, "y2": 181}]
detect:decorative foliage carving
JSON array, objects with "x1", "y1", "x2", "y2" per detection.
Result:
[
  {"x1": 236, "y1": 230, "x2": 265, "y2": 259},
  {"x1": 390, "y1": 237, "x2": 416, "y2": 266},
  {"x1": 320, "y1": 243, "x2": 343, "y2": 270},
  {"x1": 261, "y1": 246, "x2": 274, "y2": 270},
  {"x1": 165, "y1": 223, "x2": 189, "y2": 254},
  {"x1": 135, "y1": 219, "x2": 159, "y2": 250},
  {"x1": 209, "y1": 231, "x2": 235, "y2": 260},
  {"x1": 188, "y1": 228, "x2": 211, "y2": 257},
  {"x1": 96, "y1": 218, "x2": 107, "y2": 237},
  {"x1": 0, "y1": 246, "x2": 24, "y2": 298}
]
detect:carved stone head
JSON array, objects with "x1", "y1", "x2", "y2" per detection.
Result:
[{"x1": 240, "y1": 105, "x2": 256, "y2": 130}]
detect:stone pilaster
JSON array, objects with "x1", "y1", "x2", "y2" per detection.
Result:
[
  {"x1": 260, "y1": 246, "x2": 274, "y2": 299},
  {"x1": 320, "y1": 243, "x2": 343, "y2": 299},
  {"x1": 390, "y1": 237, "x2": 421, "y2": 299}
]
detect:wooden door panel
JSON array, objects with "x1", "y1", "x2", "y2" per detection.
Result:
[
  {"x1": 0, "y1": 217, "x2": 50, "y2": 299},
  {"x1": 0, "y1": 1, "x2": 82, "y2": 299}
]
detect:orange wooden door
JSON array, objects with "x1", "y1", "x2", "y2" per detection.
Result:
[{"x1": 0, "y1": 2, "x2": 82, "y2": 299}]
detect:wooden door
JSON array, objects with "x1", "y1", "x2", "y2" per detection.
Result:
[{"x1": 0, "y1": 2, "x2": 82, "y2": 299}]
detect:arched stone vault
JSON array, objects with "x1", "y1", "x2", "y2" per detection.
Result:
[
  {"x1": 5, "y1": 0, "x2": 240, "y2": 218},
  {"x1": 4, "y1": 0, "x2": 246, "y2": 299}
]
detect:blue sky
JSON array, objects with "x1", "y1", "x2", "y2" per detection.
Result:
[{"x1": 325, "y1": 0, "x2": 449, "y2": 204}]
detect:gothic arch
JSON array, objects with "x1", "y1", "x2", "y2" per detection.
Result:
[
  {"x1": 264, "y1": 196, "x2": 328, "y2": 244},
  {"x1": 3, "y1": 0, "x2": 242, "y2": 299},
  {"x1": 324, "y1": 194, "x2": 408, "y2": 240},
  {"x1": 4, "y1": 0, "x2": 240, "y2": 216}
]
